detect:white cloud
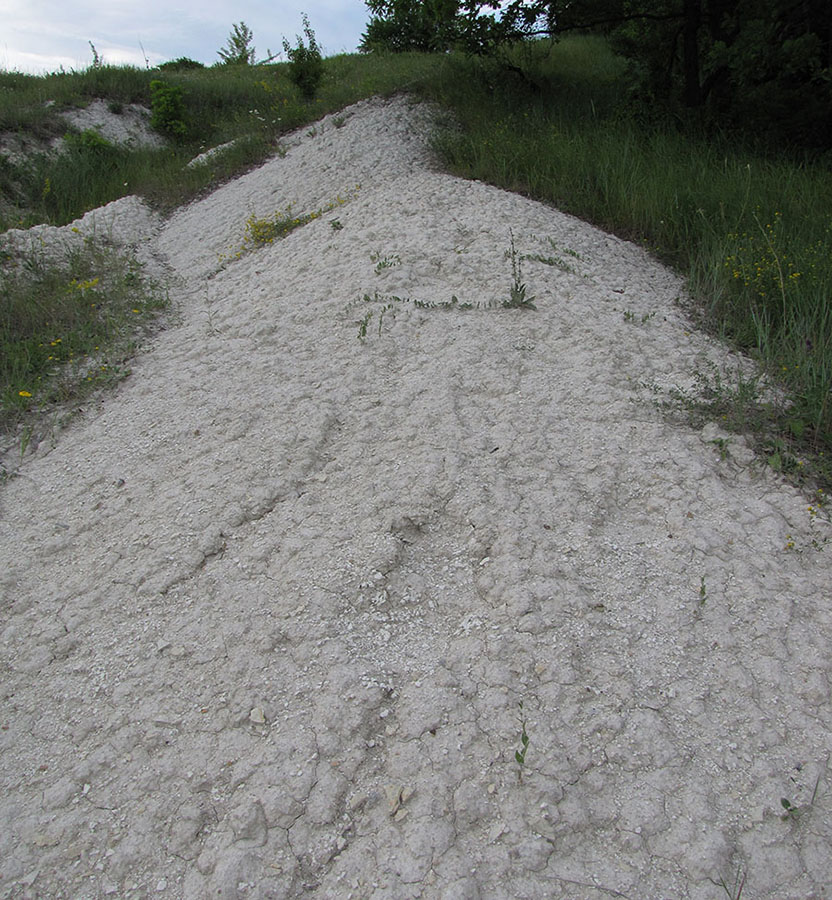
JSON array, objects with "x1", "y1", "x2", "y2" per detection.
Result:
[{"x1": 1, "y1": 0, "x2": 369, "y2": 73}]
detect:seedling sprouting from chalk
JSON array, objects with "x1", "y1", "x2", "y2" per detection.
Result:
[
  {"x1": 780, "y1": 797, "x2": 799, "y2": 819},
  {"x1": 504, "y1": 230, "x2": 536, "y2": 310},
  {"x1": 779, "y1": 753, "x2": 829, "y2": 822}
]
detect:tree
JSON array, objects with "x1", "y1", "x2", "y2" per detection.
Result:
[
  {"x1": 360, "y1": 0, "x2": 461, "y2": 52},
  {"x1": 218, "y1": 22, "x2": 256, "y2": 65}
]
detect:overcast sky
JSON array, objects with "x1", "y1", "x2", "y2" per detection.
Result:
[{"x1": 1, "y1": 0, "x2": 371, "y2": 74}]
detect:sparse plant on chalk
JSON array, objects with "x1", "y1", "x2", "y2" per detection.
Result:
[
  {"x1": 353, "y1": 291, "x2": 482, "y2": 339},
  {"x1": 779, "y1": 755, "x2": 829, "y2": 824},
  {"x1": 218, "y1": 190, "x2": 358, "y2": 266},
  {"x1": 504, "y1": 230, "x2": 536, "y2": 310},
  {"x1": 514, "y1": 701, "x2": 530, "y2": 777},
  {"x1": 245, "y1": 206, "x2": 312, "y2": 246},
  {"x1": 780, "y1": 797, "x2": 800, "y2": 819},
  {"x1": 709, "y1": 437, "x2": 732, "y2": 461},
  {"x1": 357, "y1": 309, "x2": 374, "y2": 340},
  {"x1": 283, "y1": 14, "x2": 324, "y2": 100},
  {"x1": 524, "y1": 237, "x2": 584, "y2": 275},
  {"x1": 357, "y1": 295, "x2": 395, "y2": 339},
  {"x1": 371, "y1": 250, "x2": 401, "y2": 274},
  {"x1": 623, "y1": 308, "x2": 655, "y2": 325},
  {"x1": 376, "y1": 302, "x2": 395, "y2": 336},
  {"x1": 715, "y1": 866, "x2": 747, "y2": 900}
]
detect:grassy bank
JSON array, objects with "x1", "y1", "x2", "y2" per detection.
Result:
[{"x1": 420, "y1": 39, "x2": 832, "y2": 485}]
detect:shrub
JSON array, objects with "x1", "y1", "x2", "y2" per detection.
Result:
[
  {"x1": 158, "y1": 57, "x2": 205, "y2": 71},
  {"x1": 149, "y1": 79, "x2": 187, "y2": 139},
  {"x1": 283, "y1": 14, "x2": 324, "y2": 100},
  {"x1": 63, "y1": 128, "x2": 114, "y2": 153}
]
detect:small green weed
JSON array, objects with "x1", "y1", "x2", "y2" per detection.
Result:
[
  {"x1": 525, "y1": 238, "x2": 584, "y2": 275},
  {"x1": 780, "y1": 797, "x2": 800, "y2": 819},
  {"x1": 715, "y1": 867, "x2": 747, "y2": 900},
  {"x1": 515, "y1": 722, "x2": 530, "y2": 766},
  {"x1": 371, "y1": 250, "x2": 401, "y2": 274},
  {"x1": 354, "y1": 291, "x2": 480, "y2": 339},
  {"x1": 525, "y1": 252, "x2": 575, "y2": 274},
  {"x1": 623, "y1": 309, "x2": 656, "y2": 325},
  {"x1": 357, "y1": 308, "x2": 374, "y2": 340},
  {"x1": 780, "y1": 754, "x2": 829, "y2": 822},
  {"x1": 504, "y1": 230, "x2": 536, "y2": 310},
  {"x1": 376, "y1": 302, "x2": 395, "y2": 336},
  {"x1": 709, "y1": 437, "x2": 732, "y2": 460},
  {"x1": 514, "y1": 702, "x2": 531, "y2": 780}
]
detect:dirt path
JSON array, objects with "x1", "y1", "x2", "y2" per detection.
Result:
[{"x1": 1, "y1": 95, "x2": 831, "y2": 899}]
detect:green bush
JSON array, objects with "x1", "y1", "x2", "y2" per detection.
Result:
[
  {"x1": 63, "y1": 128, "x2": 114, "y2": 153},
  {"x1": 283, "y1": 14, "x2": 324, "y2": 100},
  {"x1": 158, "y1": 57, "x2": 205, "y2": 71},
  {"x1": 149, "y1": 79, "x2": 187, "y2": 139}
]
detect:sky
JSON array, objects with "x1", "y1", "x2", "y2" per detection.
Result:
[{"x1": 0, "y1": 0, "x2": 371, "y2": 74}]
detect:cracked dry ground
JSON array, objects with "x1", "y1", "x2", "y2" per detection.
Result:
[{"x1": 1, "y1": 97, "x2": 831, "y2": 899}]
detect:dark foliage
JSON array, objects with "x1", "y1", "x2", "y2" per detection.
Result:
[{"x1": 362, "y1": 0, "x2": 832, "y2": 152}]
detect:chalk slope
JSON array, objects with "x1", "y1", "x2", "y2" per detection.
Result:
[{"x1": 1, "y1": 95, "x2": 830, "y2": 899}]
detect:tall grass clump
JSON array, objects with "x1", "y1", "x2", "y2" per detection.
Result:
[{"x1": 422, "y1": 37, "x2": 832, "y2": 483}]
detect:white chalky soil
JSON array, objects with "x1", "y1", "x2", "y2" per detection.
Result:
[{"x1": 1, "y1": 96, "x2": 831, "y2": 899}]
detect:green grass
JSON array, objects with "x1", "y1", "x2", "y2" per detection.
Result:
[
  {"x1": 2, "y1": 40, "x2": 831, "y2": 487},
  {"x1": 419, "y1": 39, "x2": 832, "y2": 486}
]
